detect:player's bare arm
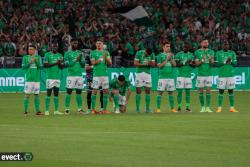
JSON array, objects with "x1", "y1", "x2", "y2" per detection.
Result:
[
  {"x1": 149, "y1": 60, "x2": 156, "y2": 67},
  {"x1": 209, "y1": 56, "x2": 215, "y2": 65},
  {"x1": 169, "y1": 54, "x2": 176, "y2": 67},
  {"x1": 134, "y1": 59, "x2": 151, "y2": 67},
  {"x1": 195, "y1": 59, "x2": 202, "y2": 66},
  {"x1": 76, "y1": 53, "x2": 83, "y2": 62},
  {"x1": 103, "y1": 51, "x2": 112, "y2": 65},
  {"x1": 91, "y1": 58, "x2": 102, "y2": 65}
]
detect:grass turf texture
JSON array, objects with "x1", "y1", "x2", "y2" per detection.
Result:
[{"x1": 0, "y1": 91, "x2": 250, "y2": 167}]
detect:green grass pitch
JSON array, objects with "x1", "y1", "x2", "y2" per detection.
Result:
[{"x1": 0, "y1": 91, "x2": 250, "y2": 167}]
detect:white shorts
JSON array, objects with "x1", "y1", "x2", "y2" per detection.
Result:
[
  {"x1": 118, "y1": 94, "x2": 126, "y2": 106},
  {"x1": 92, "y1": 76, "x2": 109, "y2": 89},
  {"x1": 24, "y1": 82, "x2": 40, "y2": 94},
  {"x1": 135, "y1": 72, "x2": 152, "y2": 88},
  {"x1": 66, "y1": 76, "x2": 83, "y2": 89},
  {"x1": 176, "y1": 77, "x2": 192, "y2": 89},
  {"x1": 217, "y1": 77, "x2": 235, "y2": 90},
  {"x1": 157, "y1": 79, "x2": 175, "y2": 91},
  {"x1": 46, "y1": 79, "x2": 61, "y2": 89},
  {"x1": 196, "y1": 76, "x2": 213, "y2": 88}
]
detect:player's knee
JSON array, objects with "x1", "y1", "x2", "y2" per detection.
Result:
[
  {"x1": 157, "y1": 91, "x2": 163, "y2": 96},
  {"x1": 101, "y1": 89, "x2": 108, "y2": 94},
  {"x1": 145, "y1": 87, "x2": 151, "y2": 94},
  {"x1": 168, "y1": 91, "x2": 173, "y2": 95},
  {"x1": 206, "y1": 87, "x2": 211, "y2": 93},
  {"x1": 53, "y1": 87, "x2": 59, "y2": 96},
  {"x1": 76, "y1": 89, "x2": 82, "y2": 94},
  {"x1": 228, "y1": 89, "x2": 233, "y2": 94},
  {"x1": 219, "y1": 89, "x2": 224, "y2": 94},
  {"x1": 92, "y1": 89, "x2": 98, "y2": 95},
  {"x1": 112, "y1": 89, "x2": 119, "y2": 95},
  {"x1": 66, "y1": 89, "x2": 73, "y2": 95},
  {"x1": 136, "y1": 87, "x2": 142, "y2": 94},
  {"x1": 199, "y1": 88, "x2": 204, "y2": 93},
  {"x1": 47, "y1": 89, "x2": 52, "y2": 96}
]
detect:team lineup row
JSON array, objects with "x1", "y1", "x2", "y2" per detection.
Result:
[{"x1": 21, "y1": 38, "x2": 238, "y2": 116}]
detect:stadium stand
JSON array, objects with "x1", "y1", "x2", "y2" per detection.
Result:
[{"x1": 0, "y1": 0, "x2": 249, "y2": 68}]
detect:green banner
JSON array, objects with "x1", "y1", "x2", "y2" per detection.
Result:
[{"x1": 0, "y1": 67, "x2": 249, "y2": 92}]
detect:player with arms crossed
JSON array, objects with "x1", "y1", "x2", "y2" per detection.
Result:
[
  {"x1": 22, "y1": 45, "x2": 43, "y2": 115},
  {"x1": 110, "y1": 75, "x2": 131, "y2": 113},
  {"x1": 175, "y1": 42, "x2": 195, "y2": 112},
  {"x1": 195, "y1": 39, "x2": 215, "y2": 112},
  {"x1": 90, "y1": 38, "x2": 112, "y2": 114},
  {"x1": 134, "y1": 47, "x2": 155, "y2": 113},
  {"x1": 215, "y1": 41, "x2": 238, "y2": 113},
  {"x1": 43, "y1": 42, "x2": 64, "y2": 115},
  {"x1": 64, "y1": 38, "x2": 85, "y2": 114},
  {"x1": 156, "y1": 41, "x2": 177, "y2": 113}
]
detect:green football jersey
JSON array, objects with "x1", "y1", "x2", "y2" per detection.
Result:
[
  {"x1": 44, "y1": 52, "x2": 63, "y2": 79},
  {"x1": 110, "y1": 78, "x2": 131, "y2": 96},
  {"x1": 175, "y1": 51, "x2": 194, "y2": 77},
  {"x1": 195, "y1": 48, "x2": 215, "y2": 76},
  {"x1": 157, "y1": 52, "x2": 175, "y2": 79},
  {"x1": 90, "y1": 49, "x2": 111, "y2": 77},
  {"x1": 215, "y1": 50, "x2": 237, "y2": 77},
  {"x1": 64, "y1": 50, "x2": 85, "y2": 76},
  {"x1": 135, "y1": 50, "x2": 155, "y2": 74},
  {"x1": 125, "y1": 42, "x2": 134, "y2": 55},
  {"x1": 22, "y1": 54, "x2": 42, "y2": 82}
]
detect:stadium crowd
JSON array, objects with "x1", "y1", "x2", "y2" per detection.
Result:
[{"x1": 0, "y1": 0, "x2": 250, "y2": 67}]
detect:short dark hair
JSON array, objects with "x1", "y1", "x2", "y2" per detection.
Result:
[
  {"x1": 184, "y1": 41, "x2": 191, "y2": 47},
  {"x1": 201, "y1": 39, "x2": 208, "y2": 42},
  {"x1": 28, "y1": 44, "x2": 36, "y2": 49},
  {"x1": 145, "y1": 48, "x2": 152, "y2": 55},
  {"x1": 96, "y1": 37, "x2": 104, "y2": 43},
  {"x1": 118, "y1": 75, "x2": 125, "y2": 82},
  {"x1": 161, "y1": 40, "x2": 170, "y2": 46}
]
